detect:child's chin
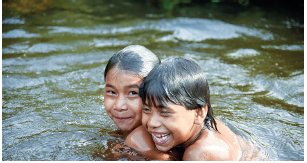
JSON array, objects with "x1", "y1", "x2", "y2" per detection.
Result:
[
  {"x1": 156, "y1": 145, "x2": 172, "y2": 152},
  {"x1": 117, "y1": 124, "x2": 133, "y2": 131}
]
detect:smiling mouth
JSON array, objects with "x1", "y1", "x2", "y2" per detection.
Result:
[
  {"x1": 152, "y1": 133, "x2": 171, "y2": 145},
  {"x1": 114, "y1": 117, "x2": 132, "y2": 122}
]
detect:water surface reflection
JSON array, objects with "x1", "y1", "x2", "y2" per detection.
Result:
[{"x1": 2, "y1": 0, "x2": 303, "y2": 161}]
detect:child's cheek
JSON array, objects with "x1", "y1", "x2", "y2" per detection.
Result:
[
  {"x1": 127, "y1": 97, "x2": 142, "y2": 111},
  {"x1": 142, "y1": 116, "x2": 150, "y2": 130},
  {"x1": 177, "y1": 115, "x2": 184, "y2": 119},
  {"x1": 104, "y1": 97, "x2": 113, "y2": 111}
]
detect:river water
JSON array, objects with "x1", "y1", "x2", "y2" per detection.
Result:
[{"x1": 2, "y1": 0, "x2": 304, "y2": 161}]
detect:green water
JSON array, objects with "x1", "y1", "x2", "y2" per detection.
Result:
[{"x1": 2, "y1": 0, "x2": 304, "y2": 161}]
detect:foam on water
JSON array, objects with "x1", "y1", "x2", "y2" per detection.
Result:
[{"x1": 226, "y1": 49, "x2": 260, "y2": 59}]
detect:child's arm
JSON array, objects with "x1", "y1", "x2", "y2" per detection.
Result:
[
  {"x1": 125, "y1": 125, "x2": 184, "y2": 160},
  {"x1": 125, "y1": 125, "x2": 156, "y2": 151}
]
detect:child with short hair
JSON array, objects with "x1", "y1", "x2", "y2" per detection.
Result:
[{"x1": 139, "y1": 57, "x2": 242, "y2": 161}]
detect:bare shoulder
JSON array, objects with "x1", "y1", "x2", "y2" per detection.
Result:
[
  {"x1": 215, "y1": 119, "x2": 236, "y2": 141},
  {"x1": 182, "y1": 142, "x2": 209, "y2": 161},
  {"x1": 215, "y1": 118, "x2": 238, "y2": 139},
  {"x1": 215, "y1": 118, "x2": 242, "y2": 160},
  {"x1": 125, "y1": 125, "x2": 156, "y2": 151},
  {"x1": 183, "y1": 130, "x2": 237, "y2": 161},
  {"x1": 183, "y1": 139, "x2": 224, "y2": 161}
]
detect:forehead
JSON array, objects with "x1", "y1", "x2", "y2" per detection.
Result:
[{"x1": 105, "y1": 68, "x2": 143, "y2": 85}]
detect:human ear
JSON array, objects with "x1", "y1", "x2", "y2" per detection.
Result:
[
  {"x1": 203, "y1": 105, "x2": 208, "y2": 117},
  {"x1": 194, "y1": 105, "x2": 208, "y2": 125}
]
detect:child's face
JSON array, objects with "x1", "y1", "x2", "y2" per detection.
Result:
[
  {"x1": 104, "y1": 68, "x2": 143, "y2": 131},
  {"x1": 142, "y1": 102, "x2": 197, "y2": 152}
]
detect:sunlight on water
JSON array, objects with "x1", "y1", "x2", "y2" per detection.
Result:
[
  {"x1": 2, "y1": 0, "x2": 303, "y2": 161},
  {"x1": 156, "y1": 18, "x2": 275, "y2": 41},
  {"x1": 2, "y1": 29, "x2": 40, "y2": 38}
]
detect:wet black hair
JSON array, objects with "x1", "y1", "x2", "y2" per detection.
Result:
[
  {"x1": 139, "y1": 57, "x2": 218, "y2": 132},
  {"x1": 104, "y1": 45, "x2": 161, "y2": 80}
]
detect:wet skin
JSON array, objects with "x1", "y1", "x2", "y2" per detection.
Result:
[
  {"x1": 104, "y1": 68, "x2": 183, "y2": 160},
  {"x1": 214, "y1": 118, "x2": 242, "y2": 160},
  {"x1": 104, "y1": 68, "x2": 144, "y2": 131},
  {"x1": 183, "y1": 120, "x2": 242, "y2": 161},
  {"x1": 141, "y1": 102, "x2": 242, "y2": 161},
  {"x1": 142, "y1": 103, "x2": 199, "y2": 152},
  {"x1": 125, "y1": 125, "x2": 185, "y2": 160}
]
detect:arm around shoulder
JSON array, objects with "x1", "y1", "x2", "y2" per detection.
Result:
[{"x1": 125, "y1": 125, "x2": 156, "y2": 151}]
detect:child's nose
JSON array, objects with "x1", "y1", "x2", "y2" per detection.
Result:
[
  {"x1": 114, "y1": 95, "x2": 128, "y2": 111},
  {"x1": 147, "y1": 113, "x2": 161, "y2": 129}
]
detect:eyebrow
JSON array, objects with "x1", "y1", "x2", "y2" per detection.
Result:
[
  {"x1": 105, "y1": 84, "x2": 139, "y2": 89},
  {"x1": 127, "y1": 85, "x2": 139, "y2": 89},
  {"x1": 105, "y1": 84, "x2": 115, "y2": 88}
]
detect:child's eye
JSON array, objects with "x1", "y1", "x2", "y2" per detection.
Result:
[
  {"x1": 107, "y1": 90, "x2": 116, "y2": 95},
  {"x1": 142, "y1": 108, "x2": 151, "y2": 113},
  {"x1": 160, "y1": 110, "x2": 170, "y2": 115},
  {"x1": 129, "y1": 91, "x2": 138, "y2": 95}
]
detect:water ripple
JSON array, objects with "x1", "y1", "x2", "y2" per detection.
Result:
[
  {"x1": 2, "y1": 17, "x2": 25, "y2": 25},
  {"x1": 2, "y1": 29, "x2": 40, "y2": 38}
]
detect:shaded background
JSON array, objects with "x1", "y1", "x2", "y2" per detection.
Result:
[{"x1": 2, "y1": 0, "x2": 304, "y2": 161}]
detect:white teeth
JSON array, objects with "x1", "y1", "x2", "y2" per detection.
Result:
[{"x1": 152, "y1": 133, "x2": 170, "y2": 142}]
